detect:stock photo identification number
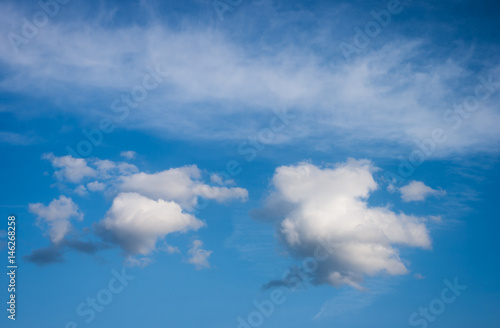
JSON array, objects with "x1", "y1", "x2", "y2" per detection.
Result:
[{"x1": 7, "y1": 215, "x2": 17, "y2": 320}]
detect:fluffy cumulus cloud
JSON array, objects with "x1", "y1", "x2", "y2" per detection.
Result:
[
  {"x1": 42, "y1": 153, "x2": 138, "y2": 192},
  {"x1": 96, "y1": 192, "x2": 205, "y2": 255},
  {"x1": 97, "y1": 165, "x2": 248, "y2": 256},
  {"x1": 257, "y1": 159, "x2": 431, "y2": 289},
  {"x1": 187, "y1": 239, "x2": 212, "y2": 270},
  {"x1": 93, "y1": 159, "x2": 138, "y2": 178},
  {"x1": 119, "y1": 165, "x2": 248, "y2": 210},
  {"x1": 42, "y1": 153, "x2": 97, "y2": 183},
  {"x1": 43, "y1": 154, "x2": 247, "y2": 206},
  {"x1": 399, "y1": 181, "x2": 446, "y2": 202},
  {"x1": 38, "y1": 153, "x2": 248, "y2": 260},
  {"x1": 29, "y1": 196, "x2": 83, "y2": 243}
]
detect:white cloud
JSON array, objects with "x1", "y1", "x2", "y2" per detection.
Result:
[
  {"x1": 43, "y1": 153, "x2": 138, "y2": 186},
  {"x1": 96, "y1": 165, "x2": 247, "y2": 259},
  {"x1": 414, "y1": 273, "x2": 426, "y2": 280},
  {"x1": 93, "y1": 159, "x2": 139, "y2": 178},
  {"x1": 43, "y1": 153, "x2": 96, "y2": 183},
  {"x1": 161, "y1": 243, "x2": 180, "y2": 254},
  {"x1": 120, "y1": 150, "x2": 137, "y2": 159},
  {"x1": 257, "y1": 159, "x2": 431, "y2": 289},
  {"x1": 119, "y1": 165, "x2": 248, "y2": 210},
  {"x1": 1, "y1": 4, "x2": 498, "y2": 156},
  {"x1": 29, "y1": 196, "x2": 83, "y2": 243},
  {"x1": 43, "y1": 156, "x2": 247, "y2": 211},
  {"x1": 187, "y1": 239, "x2": 212, "y2": 270},
  {"x1": 96, "y1": 192, "x2": 204, "y2": 255},
  {"x1": 210, "y1": 173, "x2": 235, "y2": 186},
  {"x1": 400, "y1": 181, "x2": 446, "y2": 202},
  {"x1": 40, "y1": 154, "x2": 247, "y2": 262},
  {"x1": 428, "y1": 215, "x2": 443, "y2": 223},
  {"x1": 87, "y1": 181, "x2": 106, "y2": 192},
  {"x1": 74, "y1": 185, "x2": 88, "y2": 196}
]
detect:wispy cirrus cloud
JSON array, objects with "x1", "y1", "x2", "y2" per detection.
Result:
[
  {"x1": 0, "y1": 131, "x2": 42, "y2": 145},
  {"x1": 0, "y1": 1, "x2": 499, "y2": 157}
]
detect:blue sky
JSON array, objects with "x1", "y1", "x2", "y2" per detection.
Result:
[{"x1": 0, "y1": 0, "x2": 499, "y2": 327}]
